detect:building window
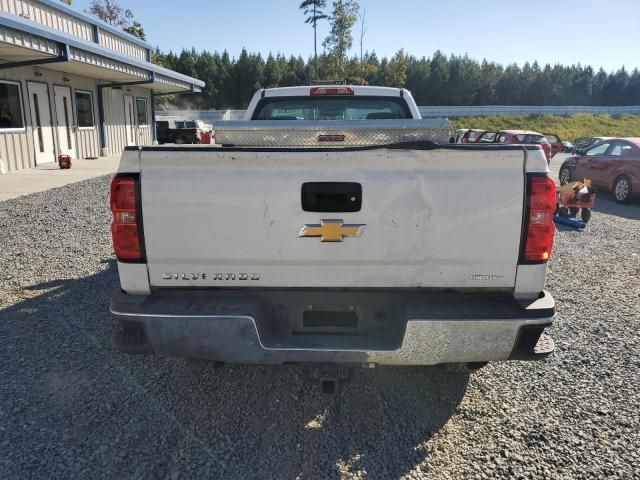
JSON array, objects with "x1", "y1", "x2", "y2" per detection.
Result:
[
  {"x1": 0, "y1": 80, "x2": 25, "y2": 130},
  {"x1": 136, "y1": 98, "x2": 148, "y2": 126},
  {"x1": 75, "y1": 90, "x2": 94, "y2": 128}
]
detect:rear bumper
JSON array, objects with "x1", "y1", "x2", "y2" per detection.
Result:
[{"x1": 110, "y1": 289, "x2": 555, "y2": 365}]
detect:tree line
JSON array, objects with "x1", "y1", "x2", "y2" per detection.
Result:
[{"x1": 154, "y1": 48, "x2": 640, "y2": 110}]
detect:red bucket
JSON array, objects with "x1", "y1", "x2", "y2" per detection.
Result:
[
  {"x1": 58, "y1": 154, "x2": 72, "y2": 169},
  {"x1": 200, "y1": 131, "x2": 212, "y2": 144}
]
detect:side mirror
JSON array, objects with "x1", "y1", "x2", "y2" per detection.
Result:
[{"x1": 575, "y1": 148, "x2": 586, "y2": 156}]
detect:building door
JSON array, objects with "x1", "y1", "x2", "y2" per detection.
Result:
[
  {"x1": 53, "y1": 85, "x2": 76, "y2": 158},
  {"x1": 27, "y1": 82, "x2": 56, "y2": 164},
  {"x1": 123, "y1": 95, "x2": 137, "y2": 146}
]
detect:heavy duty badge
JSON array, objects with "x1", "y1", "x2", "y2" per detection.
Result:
[{"x1": 298, "y1": 219, "x2": 366, "y2": 242}]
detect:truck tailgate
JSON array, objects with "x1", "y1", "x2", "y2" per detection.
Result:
[{"x1": 140, "y1": 145, "x2": 526, "y2": 289}]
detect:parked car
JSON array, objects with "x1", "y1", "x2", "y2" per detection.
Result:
[
  {"x1": 451, "y1": 128, "x2": 485, "y2": 144},
  {"x1": 495, "y1": 130, "x2": 552, "y2": 162},
  {"x1": 559, "y1": 138, "x2": 640, "y2": 203},
  {"x1": 476, "y1": 131, "x2": 498, "y2": 143},
  {"x1": 543, "y1": 133, "x2": 565, "y2": 157},
  {"x1": 156, "y1": 119, "x2": 210, "y2": 144},
  {"x1": 562, "y1": 141, "x2": 575, "y2": 154},
  {"x1": 573, "y1": 136, "x2": 613, "y2": 151}
]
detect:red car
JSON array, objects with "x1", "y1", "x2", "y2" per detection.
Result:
[
  {"x1": 495, "y1": 130, "x2": 552, "y2": 162},
  {"x1": 543, "y1": 133, "x2": 565, "y2": 157},
  {"x1": 559, "y1": 138, "x2": 640, "y2": 204}
]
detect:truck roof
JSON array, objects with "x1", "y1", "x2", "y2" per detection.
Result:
[
  {"x1": 261, "y1": 85, "x2": 407, "y2": 98},
  {"x1": 244, "y1": 85, "x2": 422, "y2": 120}
]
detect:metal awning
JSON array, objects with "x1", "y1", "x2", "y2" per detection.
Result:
[{"x1": 0, "y1": 12, "x2": 203, "y2": 93}]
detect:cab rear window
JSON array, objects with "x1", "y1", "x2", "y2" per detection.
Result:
[{"x1": 252, "y1": 96, "x2": 411, "y2": 121}]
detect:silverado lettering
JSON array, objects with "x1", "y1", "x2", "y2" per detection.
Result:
[{"x1": 162, "y1": 273, "x2": 260, "y2": 281}]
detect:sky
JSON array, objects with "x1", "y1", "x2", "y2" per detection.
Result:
[{"x1": 72, "y1": 0, "x2": 640, "y2": 73}]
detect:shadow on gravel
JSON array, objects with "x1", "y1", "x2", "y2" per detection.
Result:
[
  {"x1": 593, "y1": 195, "x2": 640, "y2": 220},
  {"x1": 554, "y1": 223, "x2": 581, "y2": 233},
  {"x1": 0, "y1": 262, "x2": 468, "y2": 480}
]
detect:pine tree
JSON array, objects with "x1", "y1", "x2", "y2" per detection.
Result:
[
  {"x1": 299, "y1": 1, "x2": 328, "y2": 82},
  {"x1": 160, "y1": 45, "x2": 632, "y2": 109},
  {"x1": 323, "y1": 0, "x2": 359, "y2": 79}
]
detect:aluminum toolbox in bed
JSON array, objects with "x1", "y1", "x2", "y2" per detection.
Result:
[{"x1": 213, "y1": 119, "x2": 452, "y2": 147}]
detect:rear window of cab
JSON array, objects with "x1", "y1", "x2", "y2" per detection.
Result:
[{"x1": 252, "y1": 96, "x2": 411, "y2": 120}]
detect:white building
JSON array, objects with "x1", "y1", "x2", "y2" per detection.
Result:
[{"x1": 0, "y1": 0, "x2": 203, "y2": 173}]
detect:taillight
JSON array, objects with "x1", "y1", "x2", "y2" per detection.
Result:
[
  {"x1": 521, "y1": 176, "x2": 556, "y2": 263},
  {"x1": 110, "y1": 175, "x2": 144, "y2": 262},
  {"x1": 310, "y1": 86, "x2": 354, "y2": 96}
]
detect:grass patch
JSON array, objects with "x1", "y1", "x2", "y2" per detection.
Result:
[{"x1": 450, "y1": 114, "x2": 640, "y2": 141}]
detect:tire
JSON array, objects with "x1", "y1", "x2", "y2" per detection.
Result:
[
  {"x1": 581, "y1": 208, "x2": 592, "y2": 223},
  {"x1": 175, "y1": 137, "x2": 185, "y2": 145},
  {"x1": 559, "y1": 165, "x2": 572, "y2": 185},
  {"x1": 613, "y1": 176, "x2": 632, "y2": 204},
  {"x1": 569, "y1": 207, "x2": 580, "y2": 217},
  {"x1": 558, "y1": 206, "x2": 569, "y2": 217}
]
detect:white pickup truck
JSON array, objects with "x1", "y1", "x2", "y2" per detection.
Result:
[{"x1": 110, "y1": 85, "x2": 557, "y2": 373}]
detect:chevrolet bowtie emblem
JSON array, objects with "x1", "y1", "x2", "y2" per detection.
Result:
[{"x1": 298, "y1": 219, "x2": 366, "y2": 242}]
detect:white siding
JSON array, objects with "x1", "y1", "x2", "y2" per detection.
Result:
[
  {"x1": 0, "y1": 3, "x2": 197, "y2": 173},
  {"x1": 99, "y1": 29, "x2": 147, "y2": 61},
  {"x1": 0, "y1": 65, "x2": 107, "y2": 171},
  {"x1": 0, "y1": 129, "x2": 31, "y2": 171},
  {"x1": 69, "y1": 47, "x2": 149, "y2": 79},
  {"x1": 135, "y1": 87, "x2": 153, "y2": 148},
  {"x1": 0, "y1": 68, "x2": 35, "y2": 172},
  {"x1": 0, "y1": 0, "x2": 94, "y2": 42},
  {"x1": 76, "y1": 124, "x2": 99, "y2": 158},
  {"x1": 155, "y1": 73, "x2": 192, "y2": 92},
  {"x1": 0, "y1": 24, "x2": 60, "y2": 55},
  {"x1": 74, "y1": 84, "x2": 99, "y2": 160},
  {"x1": 103, "y1": 87, "x2": 125, "y2": 155},
  {"x1": 0, "y1": 0, "x2": 150, "y2": 62},
  {"x1": 103, "y1": 86, "x2": 152, "y2": 156}
]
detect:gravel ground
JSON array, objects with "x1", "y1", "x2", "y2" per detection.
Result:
[{"x1": 0, "y1": 170, "x2": 639, "y2": 480}]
